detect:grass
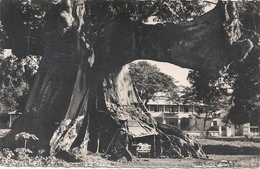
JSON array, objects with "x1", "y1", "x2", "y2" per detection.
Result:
[
  {"x1": 196, "y1": 138, "x2": 260, "y2": 155},
  {"x1": 235, "y1": 157, "x2": 260, "y2": 167}
]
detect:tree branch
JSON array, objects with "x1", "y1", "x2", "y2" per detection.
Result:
[{"x1": 104, "y1": 3, "x2": 252, "y2": 78}]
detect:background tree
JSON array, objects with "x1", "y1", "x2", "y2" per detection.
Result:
[
  {"x1": 129, "y1": 61, "x2": 178, "y2": 105},
  {"x1": 228, "y1": 48, "x2": 260, "y2": 128},
  {"x1": 0, "y1": 0, "x2": 258, "y2": 158},
  {"x1": 0, "y1": 54, "x2": 40, "y2": 112},
  {"x1": 227, "y1": 2, "x2": 260, "y2": 133},
  {"x1": 186, "y1": 70, "x2": 231, "y2": 129}
]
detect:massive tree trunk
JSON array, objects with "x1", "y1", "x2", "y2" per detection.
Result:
[{"x1": 0, "y1": 0, "x2": 258, "y2": 159}]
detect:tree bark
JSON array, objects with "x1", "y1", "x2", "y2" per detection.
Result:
[
  {"x1": 103, "y1": 3, "x2": 254, "y2": 78},
  {"x1": 0, "y1": 0, "x2": 257, "y2": 158}
]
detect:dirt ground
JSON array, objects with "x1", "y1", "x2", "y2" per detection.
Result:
[
  {"x1": 114, "y1": 155, "x2": 260, "y2": 168},
  {"x1": 114, "y1": 137, "x2": 260, "y2": 168},
  {"x1": 1, "y1": 131, "x2": 259, "y2": 167}
]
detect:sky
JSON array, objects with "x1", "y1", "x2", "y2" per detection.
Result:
[{"x1": 146, "y1": 60, "x2": 191, "y2": 87}]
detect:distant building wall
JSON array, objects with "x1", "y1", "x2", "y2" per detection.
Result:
[{"x1": 147, "y1": 92, "x2": 259, "y2": 137}]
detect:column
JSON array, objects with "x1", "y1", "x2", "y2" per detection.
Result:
[
  {"x1": 178, "y1": 118, "x2": 181, "y2": 129},
  {"x1": 219, "y1": 125, "x2": 222, "y2": 136}
]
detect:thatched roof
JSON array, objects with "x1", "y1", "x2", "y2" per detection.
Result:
[{"x1": 106, "y1": 102, "x2": 157, "y2": 138}]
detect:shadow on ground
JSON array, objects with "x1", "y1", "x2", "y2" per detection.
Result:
[{"x1": 202, "y1": 145, "x2": 260, "y2": 155}]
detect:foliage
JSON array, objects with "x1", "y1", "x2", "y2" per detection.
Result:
[
  {"x1": 0, "y1": 54, "x2": 41, "y2": 111},
  {"x1": 0, "y1": 148, "x2": 116, "y2": 167},
  {"x1": 185, "y1": 71, "x2": 232, "y2": 129},
  {"x1": 180, "y1": 2, "x2": 260, "y2": 127},
  {"x1": 2, "y1": 148, "x2": 14, "y2": 159},
  {"x1": 234, "y1": 157, "x2": 260, "y2": 168},
  {"x1": 224, "y1": 2, "x2": 260, "y2": 126},
  {"x1": 129, "y1": 61, "x2": 178, "y2": 105},
  {"x1": 186, "y1": 70, "x2": 231, "y2": 114},
  {"x1": 15, "y1": 132, "x2": 39, "y2": 149},
  {"x1": 227, "y1": 48, "x2": 260, "y2": 125},
  {"x1": 0, "y1": 0, "x2": 207, "y2": 57},
  {"x1": 14, "y1": 148, "x2": 32, "y2": 161},
  {"x1": 109, "y1": 0, "x2": 206, "y2": 23},
  {"x1": 236, "y1": 0, "x2": 260, "y2": 32},
  {"x1": 0, "y1": 151, "x2": 70, "y2": 167},
  {"x1": 15, "y1": 132, "x2": 39, "y2": 141}
]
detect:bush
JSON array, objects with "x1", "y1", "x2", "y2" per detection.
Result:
[
  {"x1": 14, "y1": 148, "x2": 32, "y2": 161},
  {"x1": 2, "y1": 148, "x2": 14, "y2": 159}
]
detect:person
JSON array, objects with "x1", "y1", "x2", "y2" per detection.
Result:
[
  {"x1": 159, "y1": 139, "x2": 164, "y2": 157},
  {"x1": 110, "y1": 114, "x2": 132, "y2": 161},
  {"x1": 206, "y1": 129, "x2": 210, "y2": 138}
]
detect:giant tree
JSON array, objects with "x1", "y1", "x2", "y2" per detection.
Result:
[
  {"x1": 0, "y1": 0, "x2": 259, "y2": 159},
  {"x1": 185, "y1": 1, "x2": 260, "y2": 133}
]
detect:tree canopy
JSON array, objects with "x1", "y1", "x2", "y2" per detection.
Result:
[
  {"x1": 129, "y1": 61, "x2": 178, "y2": 105},
  {"x1": 228, "y1": 48, "x2": 260, "y2": 125},
  {"x1": 187, "y1": 70, "x2": 231, "y2": 109},
  {"x1": 226, "y1": 1, "x2": 260, "y2": 126},
  {"x1": 0, "y1": 54, "x2": 40, "y2": 112},
  {"x1": 0, "y1": 0, "x2": 206, "y2": 56},
  {"x1": 1, "y1": 1, "x2": 257, "y2": 78}
]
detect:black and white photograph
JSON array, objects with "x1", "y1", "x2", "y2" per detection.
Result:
[{"x1": 0, "y1": 0, "x2": 259, "y2": 167}]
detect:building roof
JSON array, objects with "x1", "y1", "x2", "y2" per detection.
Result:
[
  {"x1": 147, "y1": 99, "x2": 177, "y2": 105},
  {"x1": 8, "y1": 111, "x2": 22, "y2": 115},
  {"x1": 106, "y1": 102, "x2": 158, "y2": 138},
  {"x1": 146, "y1": 92, "x2": 205, "y2": 106},
  {"x1": 128, "y1": 120, "x2": 157, "y2": 138},
  {"x1": 149, "y1": 112, "x2": 164, "y2": 117},
  {"x1": 8, "y1": 111, "x2": 18, "y2": 115}
]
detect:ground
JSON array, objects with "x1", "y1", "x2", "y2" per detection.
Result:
[
  {"x1": 0, "y1": 129, "x2": 260, "y2": 167},
  {"x1": 118, "y1": 155, "x2": 260, "y2": 168},
  {"x1": 118, "y1": 137, "x2": 260, "y2": 168}
]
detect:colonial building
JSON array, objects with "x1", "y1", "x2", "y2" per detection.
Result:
[
  {"x1": 147, "y1": 92, "x2": 259, "y2": 137},
  {"x1": 0, "y1": 103, "x2": 21, "y2": 129},
  {"x1": 146, "y1": 92, "x2": 208, "y2": 130}
]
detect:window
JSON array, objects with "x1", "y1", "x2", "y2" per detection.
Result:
[
  {"x1": 173, "y1": 105, "x2": 178, "y2": 112},
  {"x1": 180, "y1": 118, "x2": 190, "y2": 130},
  {"x1": 213, "y1": 113, "x2": 220, "y2": 118},
  {"x1": 188, "y1": 106, "x2": 193, "y2": 113},
  {"x1": 165, "y1": 105, "x2": 172, "y2": 112},
  {"x1": 169, "y1": 121, "x2": 175, "y2": 126},
  {"x1": 184, "y1": 106, "x2": 189, "y2": 113},
  {"x1": 213, "y1": 121, "x2": 217, "y2": 127},
  {"x1": 150, "y1": 105, "x2": 156, "y2": 112},
  {"x1": 250, "y1": 126, "x2": 259, "y2": 134},
  {"x1": 199, "y1": 107, "x2": 204, "y2": 113},
  {"x1": 158, "y1": 105, "x2": 164, "y2": 112},
  {"x1": 221, "y1": 126, "x2": 226, "y2": 131},
  {"x1": 180, "y1": 106, "x2": 184, "y2": 112},
  {"x1": 194, "y1": 107, "x2": 199, "y2": 113}
]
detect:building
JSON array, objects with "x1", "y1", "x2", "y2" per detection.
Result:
[
  {"x1": 0, "y1": 103, "x2": 9, "y2": 129},
  {"x1": 146, "y1": 92, "x2": 208, "y2": 130},
  {"x1": 0, "y1": 103, "x2": 21, "y2": 129},
  {"x1": 147, "y1": 92, "x2": 259, "y2": 137}
]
